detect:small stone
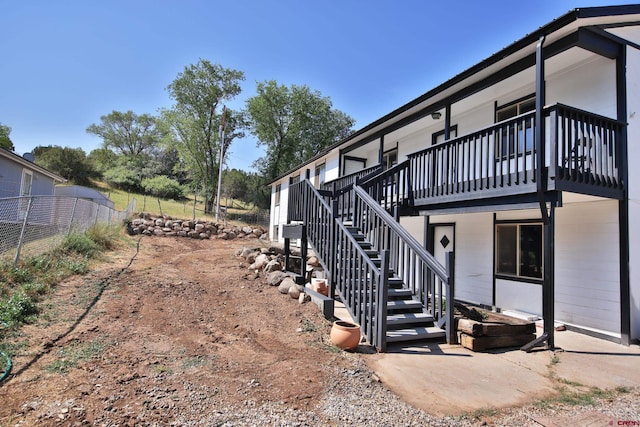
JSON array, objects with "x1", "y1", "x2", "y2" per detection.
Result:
[
  {"x1": 288, "y1": 286, "x2": 300, "y2": 299},
  {"x1": 298, "y1": 293, "x2": 311, "y2": 304}
]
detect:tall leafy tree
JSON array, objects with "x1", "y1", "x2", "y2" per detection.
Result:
[
  {"x1": 161, "y1": 59, "x2": 246, "y2": 214},
  {"x1": 0, "y1": 123, "x2": 14, "y2": 151},
  {"x1": 246, "y1": 80, "x2": 355, "y2": 181},
  {"x1": 33, "y1": 145, "x2": 98, "y2": 185},
  {"x1": 86, "y1": 110, "x2": 163, "y2": 159}
]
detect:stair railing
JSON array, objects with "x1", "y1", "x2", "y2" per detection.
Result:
[
  {"x1": 288, "y1": 178, "x2": 390, "y2": 351},
  {"x1": 325, "y1": 165, "x2": 385, "y2": 221},
  {"x1": 352, "y1": 184, "x2": 456, "y2": 344},
  {"x1": 358, "y1": 160, "x2": 413, "y2": 213}
]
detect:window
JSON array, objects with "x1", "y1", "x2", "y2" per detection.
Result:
[
  {"x1": 289, "y1": 175, "x2": 300, "y2": 185},
  {"x1": 314, "y1": 163, "x2": 325, "y2": 187},
  {"x1": 496, "y1": 223, "x2": 543, "y2": 280},
  {"x1": 274, "y1": 184, "x2": 281, "y2": 206},
  {"x1": 496, "y1": 96, "x2": 535, "y2": 157},
  {"x1": 382, "y1": 148, "x2": 397, "y2": 169},
  {"x1": 432, "y1": 125, "x2": 458, "y2": 145},
  {"x1": 20, "y1": 170, "x2": 33, "y2": 197}
]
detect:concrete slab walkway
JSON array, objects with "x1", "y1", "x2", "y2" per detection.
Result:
[{"x1": 367, "y1": 330, "x2": 640, "y2": 416}]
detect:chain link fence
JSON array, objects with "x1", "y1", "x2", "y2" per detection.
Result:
[
  {"x1": 225, "y1": 209, "x2": 270, "y2": 229},
  {"x1": 0, "y1": 196, "x2": 136, "y2": 264}
]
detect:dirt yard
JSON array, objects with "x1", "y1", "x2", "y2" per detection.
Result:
[{"x1": 0, "y1": 235, "x2": 361, "y2": 425}]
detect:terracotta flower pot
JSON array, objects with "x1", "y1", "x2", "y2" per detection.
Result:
[
  {"x1": 330, "y1": 320, "x2": 361, "y2": 350},
  {"x1": 310, "y1": 278, "x2": 328, "y2": 296}
]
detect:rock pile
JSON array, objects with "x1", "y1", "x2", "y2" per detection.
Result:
[
  {"x1": 127, "y1": 213, "x2": 269, "y2": 240},
  {"x1": 236, "y1": 245, "x2": 325, "y2": 303}
]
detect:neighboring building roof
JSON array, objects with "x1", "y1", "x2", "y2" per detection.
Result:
[
  {"x1": 0, "y1": 147, "x2": 66, "y2": 183},
  {"x1": 269, "y1": 4, "x2": 640, "y2": 184},
  {"x1": 54, "y1": 185, "x2": 115, "y2": 209}
]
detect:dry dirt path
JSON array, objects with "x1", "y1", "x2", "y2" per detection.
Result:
[{"x1": 0, "y1": 236, "x2": 353, "y2": 425}]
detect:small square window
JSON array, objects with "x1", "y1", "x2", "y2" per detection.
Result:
[{"x1": 496, "y1": 222, "x2": 543, "y2": 280}]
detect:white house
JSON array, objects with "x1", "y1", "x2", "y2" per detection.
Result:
[{"x1": 269, "y1": 5, "x2": 640, "y2": 351}]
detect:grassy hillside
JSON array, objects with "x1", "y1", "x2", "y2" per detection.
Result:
[{"x1": 92, "y1": 181, "x2": 268, "y2": 226}]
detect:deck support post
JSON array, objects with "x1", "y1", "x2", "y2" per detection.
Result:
[{"x1": 542, "y1": 203, "x2": 556, "y2": 349}]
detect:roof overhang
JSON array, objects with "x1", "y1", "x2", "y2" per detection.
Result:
[{"x1": 0, "y1": 148, "x2": 67, "y2": 183}]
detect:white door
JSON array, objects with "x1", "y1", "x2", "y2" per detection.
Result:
[{"x1": 433, "y1": 225, "x2": 454, "y2": 268}]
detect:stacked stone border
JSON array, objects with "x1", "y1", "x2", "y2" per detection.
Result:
[{"x1": 127, "y1": 212, "x2": 269, "y2": 240}]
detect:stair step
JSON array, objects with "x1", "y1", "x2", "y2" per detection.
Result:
[
  {"x1": 387, "y1": 278, "x2": 404, "y2": 287},
  {"x1": 386, "y1": 326, "x2": 446, "y2": 343},
  {"x1": 387, "y1": 312, "x2": 435, "y2": 326},
  {"x1": 387, "y1": 299, "x2": 423, "y2": 311},
  {"x1": 387, "y1": 288, "x2": 413, "y2": 298}
]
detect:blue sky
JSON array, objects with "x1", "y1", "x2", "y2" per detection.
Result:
[{"x1": 0, "y1": 0, "x2": 629, "y2": 171}]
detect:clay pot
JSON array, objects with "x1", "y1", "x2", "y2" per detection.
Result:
[
  {"x1": 310, "y1": 278, "x2": 328, "y2": 296},
  {"x1": 330, "y1": 320, "x2": 361, "y2": 350}
]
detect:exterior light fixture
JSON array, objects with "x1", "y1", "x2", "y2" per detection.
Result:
[{"x1": 431, "y1": 111, "x2": 442, "y2": 119}]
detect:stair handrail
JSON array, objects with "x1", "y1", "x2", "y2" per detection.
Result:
[
  {"x1": 353, "y1": 184, "x2": 448, "y2": 281},
  {"x1": 353, "y1": 183, "x2": 456, "y2": 343},
  {"x1": 358, "y1": 160, "x2": 412, "y2": 211}
]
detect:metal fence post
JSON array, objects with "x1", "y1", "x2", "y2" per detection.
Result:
[
  {"x1": 67, "y1": 197, "x2": 79, "y2": 235},
  {"x1": 14, "y1": 197, "x2": 34, "y2": 264}
]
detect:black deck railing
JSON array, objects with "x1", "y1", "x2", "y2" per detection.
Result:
[
  {"x1": 321, "y1": 164, "x2": 382, "y2": 193},
  {"x1": 352, "y1": 185, "x2": 455, "y2": 344},
  {"x1": 407, "y1": 103, "x2": 625, "y2": 205},
  {"x1": 549, "y1": 104, "x2": 624, "y2": 197}
]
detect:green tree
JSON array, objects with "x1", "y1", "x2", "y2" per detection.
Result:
[
  {"x1": 246, "y1": 80, "x2": 355, "y2": 181},
  {"x1": 86, "y1": 111, "x2": 163, "y2": 160},
  {"x1": 222, "y1": 168, "x2": 249, "y2": 201},
  {"x1": 87, "y1": 148, "x2": 118, "y2": 174},
  {"x1": 0, "y1": 123, "x2": 14, "y2": 151},
  {"x1": 33, "y1": 145, "x2": 98, "y2": 185},
  {"x1": 102, "y1": 160, "x2": 143, "y2": 193},
  {"x1": 161, "y1": 59, "x2": 246, "y2": 214}
]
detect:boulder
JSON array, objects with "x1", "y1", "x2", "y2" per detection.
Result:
[
  {"x1": 288, "y1": 285, "x2": 301, "y2": 299},
  {"x1": 278, "y1": 277, "x2": 296, "y2": 294},
  {"x1": 253, "y1": 254, "x2": 270, "y2": 269},
  {"x1": 266, "y1": 271, "x2": 288, "y2": 286},
  {"x1": 263, "y1": 260, "x2": 282, "y2": 273}
]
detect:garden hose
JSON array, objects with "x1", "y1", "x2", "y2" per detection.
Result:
[{"x1": 0, "y1": 352, "x2": 11, "y2": 382}]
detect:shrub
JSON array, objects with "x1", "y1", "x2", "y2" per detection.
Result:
[
  {"x1": 142, "y1": 175, "x2": 185, "y2": 200},
  {"x1": 0, "y1": 291, "x2": 38, "y2": 326},
  {"x1": 85, "y1": 223, "x2": 121, "y2": 250},
  {"x1": 61, "y1": 232, "x2": 100, "y2": 257}
]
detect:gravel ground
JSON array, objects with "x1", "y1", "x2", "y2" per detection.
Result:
[{"x1": 175, "y1": 356, "x2": 640, "y2": 427}]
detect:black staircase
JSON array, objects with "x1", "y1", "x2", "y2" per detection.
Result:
[{"x1": 288, "y1": 175, "x2": 455, "y2": 352}]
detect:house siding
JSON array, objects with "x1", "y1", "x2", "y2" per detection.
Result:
[
  {"x1": 428, "y1": 202, "x2": 621, "y2": 338},
  {"x1": 555, "y1": 200, "x2": 621, "y2": 336},
  {"x1": 626, "y1": 43, "x2": 640, "y2": 340},
  {"x1": 0, "y1": 156, "x2": 57, "y2": 198}
]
